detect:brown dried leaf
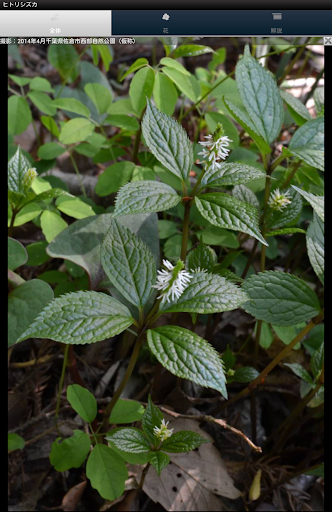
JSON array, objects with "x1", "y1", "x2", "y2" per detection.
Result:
[{"x1": 61, "y1": 481, "x2": 87, "y2": 511}]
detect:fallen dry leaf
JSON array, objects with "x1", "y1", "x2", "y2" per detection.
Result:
[
  {"x1": 61, "y1": 481, "x2": 87, "y2": 511},
  {"x1": 133, "y1": 416, "x2": 241, "y2": 511}
]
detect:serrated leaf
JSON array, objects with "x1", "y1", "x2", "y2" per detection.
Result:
[
  {"x1": 280, "y1": 90, "x2": 312, "y2": 125},
  {"x1": 232, "y1": 184, "x2": 259, "y2": 208},
  {"x1": 86, "y1": 445, "x2": 128, "y2": 501},
  {"x1": 162, "y1": 431, "x2": 210, "y2": 453},
  {"x1": 148, "y1": 451, "x2": 170, "y2": 475},
  {"x1": 109, "y1": 399, "x2": 145, "y2": 424},
  {"x1": 223, "y1": 98, "x2": 272, "y2": 155},
  {"x1": 291, "y1": 186, "x2": 324, "y2": 222},
  {"x1": 266, "y1": 187, "x2": 303, "y2": 229},
  {"x1": 129, "y1": 67, "x2": 155, "y2": 115},
  {"x1": 313, "y1": 88, "x2": 324, "y2": 115},
  {"x1": 108, "y1": 445, "x2": 149, "y2": 465},
  {"x1": 120, "y1": 58, "x2": 148, "y2": 81},
  {"x1": 59, "y1": 118, "x2": 95, "y2": 144},
  {"x1": 242, "y1": 271, "x2": 321, "y2": 326},
  {"x1": 37, "y1": 142, "x2": 66, "y2": 160},
  {"x1": 236, "y1": 45, "x2": 283, "y2": 143},
  {"x1": 8, "y1": 279, "x2": 54, "y2": 347},
  {"x1": 8, "y1": 146, "x2": 31, "y2": 197},
  {"x1": 142, "y1": 396, "x2": 164, "y2": 446},
  {"x1": 52, "y1": 97, "x2": 90, "y2": 118},
  {"x1": 202, "y1": 163, "x2": 265, "y2": 188},
  {"x1": 16, "y1": 290, "x2": 134, "y2": 345},
  {"x1": 142, "y1": 99, "x2": 193, "y2": 181},
  {"x1": 100, "y1": 219, "x2": 156, "y2": 308},
  {"x1": 232, "y1": 366, "x2": 259, "y2": 383},
  {"x1": 266, "y1": 227, "x2": 306, "y2": 236},
  {"x1": 8, "y1": 96, "x2": 32, "y2": 135},
  {"x1": 8, "y1": 237, "x2": 28, "y2": 271},
  {"x1": 284, "y1": 363, "x2": 313, "y2": 384},
  {"x1": 147, "y1": 326, "x2": 227, "y2": 398},
  {"x1": 195, "y1": 193, "x2": 267, "y2": 246},
  {"x1": 8, "y1": 433, "x2": 25, "y2": 452},
  {"x1": 114, "y1": 180, "x2": 181, "y2": 217},
  {"x1": 288, "y1": 117, "x2": 324, "y2": 171},
  {"x1": 160, "y1": 271, "x2": 248, "y2": 315},
  {"x1": 84, "y1": 82, "x2": 112, "y2": 115},
  {"x1": 49, "y1": 430, "x2": 91, "y2": 471},
  {"x1": 311, "y1": 343, "x2": 324, "y2": 379},
  {"x1": 187, "y1": 244, "x2": 217, "y2": 272},
  {"x1": 67, "y1": 384, "x2": 97, "y2": 423},
  {"x1": 306, "y1": 213, "x2": 324, "y2": 285},
  {"x1": 106, "y1": 427, "x2": 151, "y2": 453}
]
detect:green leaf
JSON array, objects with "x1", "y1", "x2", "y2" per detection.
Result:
[
  {"x1": 131, "y1": 166, "x2": 155, "y2": 182},
  {"x1": 27, "y1": 91, "x2": 56, "y2": 116},
  {"x1": 232, "y1": 366, "x2": 259, "y2": 383},
  {"x1": 29, "y1": 76, "x2": 53, "y2": 93},
  {"x1": 162, "y1": 430, "x2": 210, "y2": 453},
  {"x1": 52, "y1": 97, "x2": 90, "y2": 118},
  {"x1": 160, "y1": 271, "x2": 248, "y2": 315},
  {"x1": 284, "y1": 364, "x2": 313, "y2": 384},
  {"x1": 147, "y1": 326, "x2": 228, "y2": 398},
  {"x1": 26, "y1": 241, "x2": 50, "y2": 266},
  {"x1": 256, "y1": 321, "x2": 274, "y2": 349},
  {"x1": 236, "y1": 45, "x2": 283, "y2": 143},
  {"x1": 242, "y1": 271, "x2": 321, "y2": 326},
  {"x1": 17, "y1": 290, "x2": 133, "y2": 345},
  {"x1": 291, "y1": 186, "x2": 324, "y2": 222},
  {"x1": 187, "y1": 243, "x2": 217, "y2": 272},
  {"x1": 8, "y1": 279, "x2": 54, "y2": 347},
  {"x1": 223, "y1": 98, "x2": 272, "y2": 155},
  {"x1": 41, "y1": 115, "x2": 60, "y2": 138},
  {"x1": 204, "y1": 112, "x2": 239, "y2": 149},
  {"x1": 101, "y1": 219, "x2": 156, "y2": 309},
  {"x1": 25, "y1": 188, "x2": 72, "y2": 207},
  {"x1": 202, "y1": 163, "x2": 265, "y2": 187},
  {"x1": 95, "y1": 44, "x2": 113, "y2": 71},
  {"x1": 153, "y1": 72, "x2": 178, "y2": 115},
  {"x1": 266, "y1": 227, "x2": 306, "y2": 236},
  {"x1": 306, "y1": 213, "x2": 324, "y2": 285},
  {"x1": 56, "y1": 196, "x2": 95, "y2": 219},
  {"x1": 105, "y1": 114, "x2": 139, "y2": 132},
  {"x1": 311, "y1": 343, "x2": 324, "y2": 379},
  {"x1": 158, "y1": 220, "x2": 179, "y2": 239},
  {"x1": 129, "y1": 67, "x2": 155, "y2": 115},
  {"x1": 37, "y1": 142, "x2": 66, "y2": 160},
  {"x1": 161, "y1": 66, "x2": 200, "y2": 103},
  {"x1": 266, "y1": 187, "x2": 303, "y2": 230},
  {"x1": 173, "y1": 45, "x2": 214, "y2": 58},
  {"x1": 108, "y1": 445, "x2": 149, "y2": 465},
  {"x1": 142, "y1": 99, "x2": 193, "y2": 181},
  {"x1": 95, "y1": 161, "x2": 135, "y2": 196},
  {"x1": 208, "y1": 47, "x2": 226, "y2": 70},
  {"x1": 107, "y1": 98, "x2": 136, "y2": 116},
  {"x1": 313, "y1": 88, "x2": 324, "y2": 115},
  {"x1": 48, "y1": 44, "x2": 79, "y2": 82},
  {"x1": 8, "y1": 145, "x2": 31, "y2": 197},
  {"x1": 8, "y1": 433, "x2": 25, "y2": 452},
  {"x1": 59, "y1": 118, "x2": 95, "y2": 145},
  {"x1": 305, "y1": 464, "x2": 324, "y2": 478},
  {"x1": 222, "y1": 345, "x2": 236, "y2": 371},
  {"x1": 195, "y1": 193, "x2": 267, "y2": 246},
  {"x1": 8, "y1": 96, "x2": 32, "y2": 135},
  {"x1": 67, "y1": 384, "x2": 97, "y2": 422},
  {"x1": 280, "y1": 90, "x2": 312, "y2": 126},
  {"x1": 148, "y1": 451, "x2": 170, "y2": 475},
  {"x1": 106, "y1": 427, "x2": 151, "y2": 453},
  {"x1": 109, "y1": 399, "x2": 145, "y2": 424},
  {"x1": 49, "y1": 430, "x2": 91, "y2": 471},
  {"x1": 84, "y1": 82, "x2": 112, "y2": 115},
  {"x1": 120, "y1": 58, "x2": 148, "y2": 81},
  {"x1": 40, "y1": 210, "x2": 68, "y2": 243},
  {"x1": 142, "y1": 395, "x2": 164, "y2": 446},
  {"x1": 8, "y1": 237, "x2": 28, "y2": 271},
  {"x1": 86, "y1": 445, "x2": 128, "y2": 501},
  {"x1": 114, "y1": 181, "x2": 181, "y2": 217},
  {"x1": 288, "y1": 117, "x2": 324, "y2": 171},
  {"x1": 8, "y1": 74, "x2": 31, "y2": 86},
  {"x1": 196, "y1": 225, "x2": 239, "y2": 248},
  {"x1": 232, "y1": 184, "x2": 259, "y2": 208}
]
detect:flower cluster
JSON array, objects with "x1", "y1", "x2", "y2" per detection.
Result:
[
  {"x1": 152, "y1": 259, "x2": 192, "y2": 303},
  {"x1": 22, "y1": 167, "x2": 37, "y2": 191},
  {"x1": 198, "y1": 123, "x2": 232, "y2": 172},
  {"x1": 153, "y1": 419, "x2": 174, "y2": 441},
  {"x1": 268, "y1": 188, "x2": 292, "y2": 211}
]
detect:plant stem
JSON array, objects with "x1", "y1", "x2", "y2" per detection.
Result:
[
  {"x1": 277, "y1": 40, "x2": 309, "y2": 85},
  {"x1": 270, "y1": 153, "x2": 286, "y2": 172},
  {"x1": 282, "y1": 160, "x2": 301, "y2": 189},
  {"x1": 138, "y1": 462, "x2": 151, "y2": 490},
  {"x1": 132, "y1": 109, "x2": 145, "y2": 164},
  {"x1": 55, "y1": 344, "x2": 69, "y2": 436},
  {"x1": 8, "y1": 208, "x2": 18, "y2": 238},
  {"x1": 69, "y1": 151, "x2": 86, "y2": 197},
  {"x1": 180, "y1": 202, "x2": 191, "y2": 262},
  {"x1": 216, "y1": 310, "x2": 324, "y2": 412},
  {"x1": 241, "y1": 239, "x2": 259, "y2": 279}
]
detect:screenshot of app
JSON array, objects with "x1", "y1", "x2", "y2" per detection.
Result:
[{"x1": 6, "y1": 6, "x2": 325, "y2": 512}]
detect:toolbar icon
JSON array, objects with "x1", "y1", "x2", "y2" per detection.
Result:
[
  {"x1": 324, "y1": 37, "x2": 332, "y2": 45},
  {"x1": 162, "y1": 13, "x2": 170, "y2": 21},
  {"x1": 272, "y1": 13, "x2": 282, "y2": 20}
]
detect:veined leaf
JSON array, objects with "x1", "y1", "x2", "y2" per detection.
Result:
[
  {"x1": 232, "y1": 184, "x2": 259, "y2": 208},
  {"x1": 67, "y1": 384, "x2": 97, "y2": 423},
  {"x1": 8, "y1": 146, "x2": 31, "y2": 197},
  {"x1": 153, "y1": 72, "x2": 178, "y2": 115},
  {"x1": 129, "y1": 66, "x2": 155, "y2": 115},
  {"x1": 291, "y1": 186, "x2": 324, "y2": 222},
  {"x1": 195, "y1": 193, "x2": 267, "y2": 245},
  {"x1": 202, "y1": 163, "x2": 266, "y2": 187},
  {"x1": 306, "y1": 213, "x2": 324, "y2": 285},
  {"x1": 86, "y1": 445, "x2": 128, "y2": 501},
  {"x1": 50, "y1": 430, "x2": 91, "y2": 471},
  {"x1": 266, "y1": 187, "x2": 303, "y2": 229},
  {"x1": 142, "y1": 99, "x2": 193, "y2": 181},
  {"x1": 242, "y1": 271, "x2": 321, "y2": 326},
  {"x1": 109, "y1": 399, "x2": 145, "y2": 424},
  {"x1": 236, "y1": 45, "x2": 284, "y2": 143},
  {"x1": 16, "y1": 290, "x2": 134, "y2": 345},
  {"x1": 106, "y1": 427, "x2": 151, "y2": 453},
  {"x1": 266, "y1": 227, "x2": 306, "y2": 236},
  {"x1": 8, "y1": 237, "x2": 28, "y2": 271},
  {"x1": 160, "y1": 271, "x2": 248, "y2": 314},
  {"x1": 8, "y1": 96, "x2": 32, "y2": 135},
  {"x1": 52, "y1": 97, "x2": 91, "y2": 118},
  {"x1": 162, "y1": 431, "x2": 210, "y2": 453},
  {"x1": 288, "y1": 117, "x2": 324, "y2": 171},
  {"x1": 187, "y1": 243, "x2": 217, "y2": 272},
  {"x1": 120, "y1": 58, "x2": 148, "y2": 81},
  {"x1": 142, "y1": 395, "x2": 164, "y2": 446},
  {"x1": 314, "y1": 87, "x2": 324, "y2": 115},
  {"x1": 280, "y1": 90, "x2": 312, "y2": 126},
  {"x1": 147, "y1": 326, "x2": 227, "y2": 398},
  {"x1": 100, "y1": 219, "x2": 156, "y2": 308},
  {"x1": 148, "y1": 452, "x2": 170, "y2": 476},
  {"x1": 311, "y1": 343, "x2": 324, "y2": 378},
  {"x1": 28, "y1": 91, "x2": 56, "y2": 116},
  {"x1": 8, "y1": 433, "x2": 25, "y2": 452},
  {"x1": 114, "y1": 180, "x2": 181, "y2": 217},
  {"x1": 84, "y1": 82, "x2": 112, "y2": 115},
  {"x1": 161, "y1": 66, "x2": 200, "y2": 103},
  {"x1": 59, "y1": 118, "x2": 94, "y2": 144},
  {"x1": 284, "y1": 363, "x2": 313, "y2": 384},
  {"x1": 173, "y1": 45, "x2": 214, "y2": 58}
]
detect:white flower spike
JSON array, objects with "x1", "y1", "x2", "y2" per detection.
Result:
[
  {"x1": 152, "y1": 259, "x2": 192, "y2": 303},
  {"x1": 198, "y1": 123, "x2": 232, "y2": 171},
  {"x1": 268, "y1": 188, "x2": 292, "y2": 211},
  {"x1": 153, "y1": 418, "x2": 174, "y2": 441}
]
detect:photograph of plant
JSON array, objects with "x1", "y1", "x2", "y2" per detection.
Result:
[{"x1": 8, "y1": 37, "x2": 324, "y2": 511}]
